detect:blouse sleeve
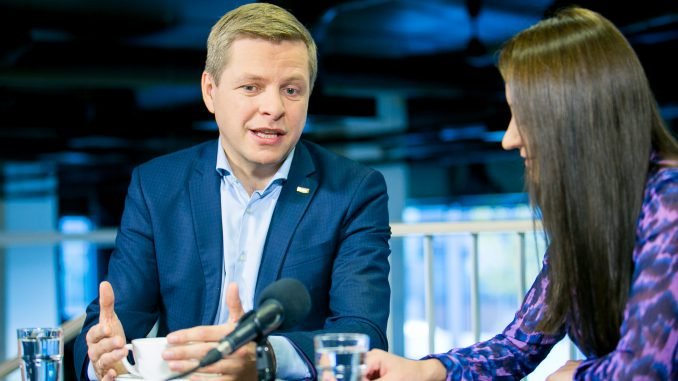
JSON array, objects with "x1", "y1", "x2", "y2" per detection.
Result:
[
  {"x1": 424, "y1": 256, "x2": 566, "y2": 380},
  {"x1": 574, "y1": 168, "x2": 678, "y2": 380}
]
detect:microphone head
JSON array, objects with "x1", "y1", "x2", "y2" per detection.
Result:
[{"x1": 256, "y1": 278, "x2": 311, "y2": 330}]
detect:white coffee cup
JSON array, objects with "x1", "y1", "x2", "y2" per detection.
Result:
[{"x1": 122, "y1": 337, "x2": 173, "y2": 380}]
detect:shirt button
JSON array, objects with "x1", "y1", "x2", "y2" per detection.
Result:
[{"x1": 239, "y1": 254, "x2": 246, "y2": 262}]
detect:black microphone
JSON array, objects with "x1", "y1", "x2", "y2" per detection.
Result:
[{"x1": 167, "y1": 278, "x2": 311, "y2": 380}]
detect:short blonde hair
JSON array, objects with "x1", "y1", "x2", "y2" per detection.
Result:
[{"x1": 205, "y1": 3, "x2": 318, "y2": 89}]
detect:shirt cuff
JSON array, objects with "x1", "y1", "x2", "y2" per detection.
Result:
[
  {"x1": 268, "y1": 335, "x2": 312, "y2": 380},
  {"x1": 87, "y1": 360, "x2": 99, "y2": 381}
]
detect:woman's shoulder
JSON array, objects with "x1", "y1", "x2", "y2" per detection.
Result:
[
  {"x1": 644, "y1": 159, "x2": 678, "y2": 212},
  {"x1": 635, "y1": 161, "x2": 677, "y2": 261},
  {"x1": 648, "y1": 150, "x2": 678, "y2": 188}
]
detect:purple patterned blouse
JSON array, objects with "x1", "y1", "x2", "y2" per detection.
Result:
[{"x1": 426, "y1": 154, "x2": 678, "y2": 380}]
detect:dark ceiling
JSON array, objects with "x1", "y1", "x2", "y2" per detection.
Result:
[{"x1": 0, "y1": 0, "x2": 676, "y2": 219}]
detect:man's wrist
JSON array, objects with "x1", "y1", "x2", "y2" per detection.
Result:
[{"x1": 87, "y1": 360, "x2": 100, "y2": 381}]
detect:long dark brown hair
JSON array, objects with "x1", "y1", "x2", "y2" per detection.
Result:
[{"x1": 498, "y1": 7, "x2": 678, "y2": 356}]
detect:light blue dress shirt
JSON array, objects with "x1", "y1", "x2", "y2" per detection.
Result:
[{"x1": 214, "y1": 137, "x2": 310, "y2": 379}]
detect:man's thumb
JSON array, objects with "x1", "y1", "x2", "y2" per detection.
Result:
[
  {"x1": 226, "y1": 282, "x2": 244, "y2": 321},
  {"x1": 99, "y1": 281, "x2": 116, "y2": 322}
]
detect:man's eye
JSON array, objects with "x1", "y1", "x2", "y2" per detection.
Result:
[
  {"x1": 242, "y1": 85, "x2": 257, "y2": 92},
  {"x1": 284, "y1": 87, "x2": 299, "y2": 96}
]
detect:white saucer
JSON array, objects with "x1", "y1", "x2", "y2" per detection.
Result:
[
  {"x1": 115, "y1": 374, "x2": 186, "y2": 381},
  {"x1": 115, "y1": 373, "x2": 281, "y2": 381}
]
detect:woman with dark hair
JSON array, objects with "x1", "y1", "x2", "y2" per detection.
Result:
[{"x1": 363, "y1": 6, "x2": 677, "y2": 380}]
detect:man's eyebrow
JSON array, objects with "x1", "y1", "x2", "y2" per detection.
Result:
[
  {"x1": 232, "y1": 74, "x2": 266, "y2": 82},
  {"x1": 281, "y1": 76, "x2": 310, "y2": 89},
  {"x1": 283, "y1": 74, "x2": 307, "y2": 82}
]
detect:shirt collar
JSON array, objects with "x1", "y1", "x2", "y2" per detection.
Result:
[{"x1": 215, "y1": 137, "x2": 295, "y2": 189}]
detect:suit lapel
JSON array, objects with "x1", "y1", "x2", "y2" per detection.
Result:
[
  {"x1": 188, "y1": 141, "x2": 223, "y2": 325},
  {"x1": 255, "y1": 142, "x2": 317, "y2": 297}
]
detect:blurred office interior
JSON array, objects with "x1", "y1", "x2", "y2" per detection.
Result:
[{"x1": 0, "y1": 0, "x2": 676, "y2": 380}]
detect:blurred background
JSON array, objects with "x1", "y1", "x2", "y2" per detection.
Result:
[{"x1": 0, "y1": 0, "x2": 676, "y2": 379}]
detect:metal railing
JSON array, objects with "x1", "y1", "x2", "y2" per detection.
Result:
[
  {"x1": 390, "y1": 220, "x2": 541, "y2": 354},
  {"x1": 0, "y1": 229, "x2": 117, "y2": 247}
]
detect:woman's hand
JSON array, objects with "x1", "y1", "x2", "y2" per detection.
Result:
[{"x1": 362, "y1": 349, "x2": 446, "y2": 381}]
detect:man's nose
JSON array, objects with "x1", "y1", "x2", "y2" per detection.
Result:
[{"x1": 258, "y1": 89, "x2": 285, "y2": 119}]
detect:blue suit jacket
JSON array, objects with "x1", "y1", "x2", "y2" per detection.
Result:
[{"x1": 73, "y1": 139, "x2": 391, "y2": 380}]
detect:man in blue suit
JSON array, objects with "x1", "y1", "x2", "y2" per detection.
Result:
[{"x1": 73, "y1": 3, "x2": 391, "y2": 380}]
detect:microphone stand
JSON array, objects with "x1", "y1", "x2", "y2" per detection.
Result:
[{"x1": 256, "y1": 337, "x2": 275, "y2": 381}]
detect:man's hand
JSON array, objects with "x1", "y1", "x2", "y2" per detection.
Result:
[
  {"x1": 163, "y1": 283, "x2": 257, "y2": 381},
  {"x1": 546, "y1": 360, "x2": 581, "y2": 381},
  {"x1": 85, "y1": 281, "x2": 128, "y2": 381}
]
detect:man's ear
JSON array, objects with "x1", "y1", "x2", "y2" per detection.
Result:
[{"x1": 201, "y1": 71, "x2": 216, "y2": 114}]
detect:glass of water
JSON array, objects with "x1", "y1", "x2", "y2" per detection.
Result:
[
  {"x1": 314, "y1": 333, "x2": 369, "y2": 381},
  {"x1": 17, "y1": 328, "x2": 64, "y2": 381}
]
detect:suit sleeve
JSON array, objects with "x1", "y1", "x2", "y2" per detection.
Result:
[
  {"x1": 279, "y1": 169, "x2": 392, "y2": 376},
  {"x1": 73, "y1": 168, "x2": 161, "y2": 380}
]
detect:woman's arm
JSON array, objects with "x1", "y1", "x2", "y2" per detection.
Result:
[{"x1": 425, "y1": 256, "x2": 566, "y2": 380}]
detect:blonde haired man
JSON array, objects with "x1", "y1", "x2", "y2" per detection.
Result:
[{"x1": 74, "y1": 3, "x2": 390, "y2": 380}]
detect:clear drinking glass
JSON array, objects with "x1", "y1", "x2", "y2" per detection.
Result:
[
  {"x1": 314, "y1": 333, "x2": 369, "y2": 381},
  {"x1": 17, "y1": 328, "x2": 64, "y2": 381}
]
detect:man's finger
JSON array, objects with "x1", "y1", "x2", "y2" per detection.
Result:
[
  {"x1": 99, "y1": 281, "x2": 116, "y2": 323},
  {"x1": 167, "y1": 325, "x2": 229, "y2": 344},
  {"x1": 226, "y1": 283, "x2": 244, "y2": 322},
  {"x1": 97, "y1": 347, "x2": 127, "y2": 369},
  {"x1": 86, "y1": 325, "x2": 123, "y2": 347},
  {"x1": 87, "y1": 336, "x2": 125, "y2": 361},
  {"x1": 166, "y1": 358, "x2": 201, "y2": 373},
  {"x1": 86, "y1": 323, "x2": 109, "y2": 345},
  {"x1": 198, "y1": 357, "x2": 247, "y2": 375},
  {"x1": 163, "y1": 341, "x2": 216, "y2": 361},
  {"x1": 101, "y1": 369, "x2": 117, "y2": 381}
]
